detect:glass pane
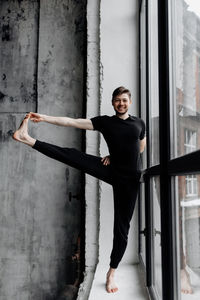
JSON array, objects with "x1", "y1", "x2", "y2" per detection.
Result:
[
  {"x1": 173, "y1": 0, "x2": 200, "y2": 158},
  {"x1": 140, "y1": 0, "x2": 147, "y2": 169},
  {"x1": 152, "y1": 176, "x2": 162, "y2": 298},
  {"x1": 149, "y1": 0, "x2": 159, "y2": 166},
  {"x1": 177, "y1": 175, "x2": 200, "y2": 298},
  {"x1": 139, "y1": 183, "x2": 146, "y2": 265}
]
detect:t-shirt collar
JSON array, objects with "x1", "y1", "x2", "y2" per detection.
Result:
[{"x1": 113, "y1": 114, "x2": 132, "y2": 121}]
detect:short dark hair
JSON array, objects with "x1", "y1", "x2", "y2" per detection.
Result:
[{"x1": 112, "y1": 86, "x2": 131, "y2": 101}]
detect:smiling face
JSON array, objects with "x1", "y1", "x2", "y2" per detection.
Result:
[{"x1": 112, "y1": 93, "x2": 132, "y2": 116}]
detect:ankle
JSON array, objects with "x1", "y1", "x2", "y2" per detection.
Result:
[{"x1": 107, "y1": 268, "x2": 116, "y2": 278}]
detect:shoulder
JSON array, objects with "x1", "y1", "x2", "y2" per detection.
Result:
[
  {"x1": 91, "y1": 114, "x2": 109, "y2": 119},
  {"x1": 100, "y1": 115, "x2": 110, "y2": 120},
  {"x1": 90, "y1": 115, "x2": 110, "y2": 131},
  {"x1": 90, "y1": 115, "x2": 110, "y2": 123},
  {"x1": 130, "y1": 115, "x2": 145, "y2": 125}
]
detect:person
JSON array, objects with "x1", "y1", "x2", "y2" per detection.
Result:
[{"x1": 13, "y1": 86, "x2": 146, "y2": 293}]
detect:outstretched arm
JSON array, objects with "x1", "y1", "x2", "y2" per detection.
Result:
[{"x1": 29, "y1": 112, "x2": 94, "y2": 130}]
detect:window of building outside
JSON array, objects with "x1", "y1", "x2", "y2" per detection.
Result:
[
  {"x1": 184, "y1": 129, "x2": 197, "y2": 154},
  {"x1": 185, "y1": 175, "x2": 198, "y2": 196},
  {"x1": 184, "y1": 129, "x2": 197, "y2": 197}
]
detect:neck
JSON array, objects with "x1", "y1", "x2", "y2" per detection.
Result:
[{"x1": 115, "y1": 112, "x2": 129, "y2": 120}]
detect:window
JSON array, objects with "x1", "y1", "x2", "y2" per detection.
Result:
[
  {"x1": 185, "y1": 175, "x2": 198, "y2": 197},
  {"x1": 178, "y1": 175, "x2": 200, "y2": 300},
  {"x1": 149, "y1": 0, "x2": 159, "y2": 167},
  {"x1": 184, "y1": 129, "x2": 197, "y2": 154},
  {"x1": 152, "y1": 177, "x2": 162, "y2": 298},
  {"x1": 174, "y1": 0, "x2": 200, "y2": 159},
  {"x1": 139, "y1": 0, "x2": 200, "y2": 300},
  {"x1": 139, "y1": 183, "x2": 146, "y2": 265}
]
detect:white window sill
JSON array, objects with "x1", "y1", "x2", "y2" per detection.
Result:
[{"x1": 88, "y1": 262, "x2": 149, "y2": 300}]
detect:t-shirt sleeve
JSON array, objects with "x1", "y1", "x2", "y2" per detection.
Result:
[
  {"x1": 90, "y1": 116, "x2": 104, "y2": 132},
  {"x1": 139, "y1": 119, "x2": 146, "y2": 140}
]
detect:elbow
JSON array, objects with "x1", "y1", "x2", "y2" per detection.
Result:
[{"x1": 140, "y1": 146, "x2": 146, "y2": 153}]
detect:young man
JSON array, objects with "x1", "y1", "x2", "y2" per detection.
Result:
[{"x1": 13, "y1": 86, "x2": 146, "y2": 293}]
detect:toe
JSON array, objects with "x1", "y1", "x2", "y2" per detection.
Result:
[{"x1": 106, "y1": 285, "x2": 111, "y2": 293}]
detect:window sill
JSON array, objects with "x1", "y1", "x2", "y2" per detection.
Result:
[{"x1": 88, "y1": 262, "x2": 149, "y2": 300}]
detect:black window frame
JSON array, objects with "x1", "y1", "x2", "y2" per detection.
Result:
[{"x1": 138, "y1": 0, "x2": 200, "y2": 299}]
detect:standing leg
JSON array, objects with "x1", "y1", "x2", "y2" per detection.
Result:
[
  {"x1": 110, "y1": 180, "x2": 140, "y2": 267},
  {"x1": 106, "y1": 178, "x2": 140, "y2": 293}
]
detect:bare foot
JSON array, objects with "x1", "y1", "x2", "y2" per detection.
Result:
[
  {"x1": 181, "y1": 269, "x2": 193, "y2": 294},
  {"x1": 106, "y1": 268, "x2": 118, "y2": 293},
  {"x1": 13, "y1": 114, "x2": 36, "y2": 147}
]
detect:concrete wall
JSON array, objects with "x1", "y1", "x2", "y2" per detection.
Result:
[{"x1": 0, "y1": 1, "x2": 86, "y2": 299}]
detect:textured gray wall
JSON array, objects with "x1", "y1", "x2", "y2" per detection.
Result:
[{"x1": 0, "y1": 1, "x2": 86, "y2": 299}]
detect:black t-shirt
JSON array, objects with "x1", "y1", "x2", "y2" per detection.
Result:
[{"x1": 91, "y1": 115, "x2": 146, "y2": 178}]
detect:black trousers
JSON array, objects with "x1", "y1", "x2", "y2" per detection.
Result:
[{"x1": 33, "y1": 140, "x2": 140, "y2": 269}]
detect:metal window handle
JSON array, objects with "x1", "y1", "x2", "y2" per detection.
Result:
[
  {"x1": 155, "y1": 229, "x2": 162, "y2": 246},
  {"x1": 140, "y1": 228, "x2": 146, "y2": 236},
  {"x1": 154, "y1": 229, "x2": 161, "y2": 236}
]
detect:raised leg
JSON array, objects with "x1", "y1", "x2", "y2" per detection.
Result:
[
  {"x1": 13, "y1": 114, "x2": 36, "y2": 147},
  {"x1": 13, "y1": 115, "x2": 112, "y2": 184},
  {"x1": 33, "y1": 140, "x2": 112, "y2": 185}
]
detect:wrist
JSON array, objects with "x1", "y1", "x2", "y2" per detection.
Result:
[{"x1": 41, "y1": 114, "x2": 48, "y2": 122}]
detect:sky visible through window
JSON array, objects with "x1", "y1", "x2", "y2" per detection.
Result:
[{"x1": 185, "y1": 0, "x2": 200, "y2": 17}]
